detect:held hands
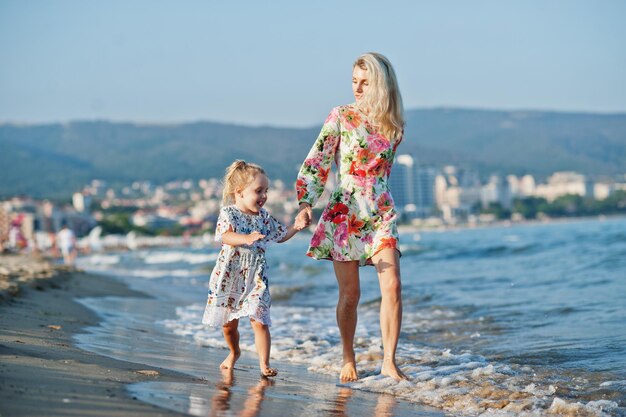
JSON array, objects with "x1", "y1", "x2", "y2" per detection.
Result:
[
  {"x1": 294, "y1": 204, "x2": 313, "y2": 230},
  {"x1": 245, "y1": 231, "x2": 265, "y2": 245}
]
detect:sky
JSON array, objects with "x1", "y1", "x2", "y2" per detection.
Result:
[{"x1": 1, "y1": 0, "x2": 625, "y2": 127}]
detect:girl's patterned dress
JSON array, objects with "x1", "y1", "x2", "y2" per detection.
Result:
[
  {"x1": 296, "y1": 103, "x2": 402, "y2": 266},
  {"x1": 202, "y1": 205, "x2": 286, "y2": 326}
]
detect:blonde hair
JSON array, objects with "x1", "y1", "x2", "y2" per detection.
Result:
[
  {"x1": 353, "y1": 52, "x2": 404, "y2": 140},
  {"x1": 222, "y1": 160, "x2": 266, "y2": 204}
]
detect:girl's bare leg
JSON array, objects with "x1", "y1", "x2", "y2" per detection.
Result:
[
  {"x1": 250, "y1": 318, "x2": 277, "y2": 377},
  {"x1": 220, "y1": 319, "x2": 241, "y2": 369},
  {"x1": 371, "y1": 248, "x2": 407, "y2": 380},
  {"x1": 333, "y1": 260, "x2": 361, "y2": 382}
]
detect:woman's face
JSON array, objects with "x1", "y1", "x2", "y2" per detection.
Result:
[{"x1": 352, "y1": 66, "x2": 369, "y2": 102}]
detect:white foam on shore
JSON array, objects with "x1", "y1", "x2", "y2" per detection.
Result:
[
  {"x1": 126, "y1": 268, "x2": 197, "y2": 279},
  {"x1": 142, "y1": 251, "x2": 217, "y2": 265},
  {"x1": 79, "y1": 264, "x2": 200, "y2": 280},
  {"x1": 77, "y1": 254, "x2": 121, "y2": 266},
  {"x1": 160, "y1": 303, "x2": 622, "y2": 416}
]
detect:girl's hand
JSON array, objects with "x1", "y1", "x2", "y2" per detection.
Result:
[
  {"x1": 294, "y1": 215, "x2": 307, "y2": 230},
  {"x1": 245, "y1": 231, "x2": 265, "y2": 245},
  {"x1": 295, "y1": 204, "x2": 312, "y2": 229}
]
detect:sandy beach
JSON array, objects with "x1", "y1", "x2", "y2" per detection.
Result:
[
  {"x1": 0, "y1": 254, "x2": 444, "y2": 417},
  {"x1": 0, "y1": 255, "x2": 194, "y2": 417}
]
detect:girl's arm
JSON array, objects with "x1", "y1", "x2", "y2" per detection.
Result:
[
  {"x1": 277, "y1": 225, "x2": 300, "y2": 243},
  {"x1": 222, "y1": 230, "x2": 265, "y2": 246}
]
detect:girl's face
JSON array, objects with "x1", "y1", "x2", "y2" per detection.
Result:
[
  {"x1": 235, "y1": 173, "x2": 269, "y2": 214},
  {"x1": 352, "y1": 66, "x2": 369, "y2": 102}
]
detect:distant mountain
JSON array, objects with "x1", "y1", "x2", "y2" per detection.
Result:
[{"x1": 1, "y1": 108, "x2": 625, "y2": 198}]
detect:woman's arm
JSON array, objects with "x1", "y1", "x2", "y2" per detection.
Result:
[{"x1": 295, "y1": 107, "x2": 341, "y2": 208}]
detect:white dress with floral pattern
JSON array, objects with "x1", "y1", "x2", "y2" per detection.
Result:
[{"x1": 202, "y1": 205, "x2": 286, "y2": 327}]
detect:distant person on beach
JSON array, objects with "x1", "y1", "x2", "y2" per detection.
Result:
[
  {"x1": 202, "y1": 160, "x2": 306, "y2": 377},
  {"x1": 295, "y1": 52, "x2": 407, "y2": 382},
  {"x1": 57, "y1": 223, "x2": 77, "y2": 265}
]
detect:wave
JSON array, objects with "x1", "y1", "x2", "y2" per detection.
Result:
[
  {"x1": 159, "y1": 304, "x2": 622, "y2": 416},
  {"x1": 78, "y1": 254, "x2": 121, "y2": 266},
  {"x1": 142, "y1": 251, "x2": 217, "y2": 265}
]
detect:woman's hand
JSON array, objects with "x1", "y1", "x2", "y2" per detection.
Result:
[{"x1": 295, "y1": 204, "x2": 313, "y2": 229}]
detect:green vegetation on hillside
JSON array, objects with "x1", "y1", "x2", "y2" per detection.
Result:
[{"x1": 2, "y1": 108, "x2": 626, "y2": 198}]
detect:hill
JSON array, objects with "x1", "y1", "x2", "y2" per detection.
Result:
[{"x1": 1, "y1": 108, "x2": 625, "y2": 198}]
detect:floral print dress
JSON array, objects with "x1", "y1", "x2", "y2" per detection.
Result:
[
  {"x1": 202, "y1": 205, "x2": 286, "y2": 326},
  {"x1": 297, "y1": 103, "x2": 402, "y2": 266}
]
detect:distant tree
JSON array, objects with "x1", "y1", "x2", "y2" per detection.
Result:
[
  {"x1": 98, "y1": 213, "x2": 153, "y2": 236},
  {"x1": 513, "y1": 197, "x2": 548, "y2": 219},
  {"x1": 481, "y1": 202, "x2": 512, "y2": 220}
]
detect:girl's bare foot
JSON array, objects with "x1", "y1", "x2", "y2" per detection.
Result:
[
  {"x1": 220, "y1": 350, "x2": 240, "y2": 369},
  {"x1": 381, "y1": 358, "x2": 408, "y2": 381},
  {"x1": 260, "y1": 367, "x2": 278, "y2": 378},
  {"x1": 339, "y1": 362, "x2": 358, "y2": 383}
]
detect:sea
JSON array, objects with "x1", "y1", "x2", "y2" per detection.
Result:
[{"x1": 75, "y1": 216, "x2": 626, "y2": 416}]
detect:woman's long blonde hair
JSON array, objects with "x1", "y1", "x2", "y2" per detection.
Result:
[
  {"x1": 353, "y1": 52, "x2": 404, "y2": 140},
  {"x1": 222, "y1": 160, "x2": 266, "y2": 204}
]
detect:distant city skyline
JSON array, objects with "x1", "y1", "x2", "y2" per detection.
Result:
[{"x1": 1, "y1": 0, "x2": 626, "y2": 127}]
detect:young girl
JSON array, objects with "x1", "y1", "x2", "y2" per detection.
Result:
[{"x1": 203, "y1": 160, "x2": 303, "y2": 377}]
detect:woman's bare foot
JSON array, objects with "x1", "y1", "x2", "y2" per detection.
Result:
[
  {"x1": 381, "y1": 358, "x2": 408, "y2": 381},
  {"x1": 220, "y1": 350, "x2": 240, "y2": 369},
  {"x1": 339, "y1": 362, "x2": 359, "y2": 383},
  {"x1": 260, "y1": 367, "x2": 278, "y2": 378}
]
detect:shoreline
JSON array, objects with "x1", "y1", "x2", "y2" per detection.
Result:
[
  {"x1": 0, "y1": 259, "x2": 194, "y2": 417},
  {"x1": 0, "y1": 255, "x2": 445, "y2": 417}
]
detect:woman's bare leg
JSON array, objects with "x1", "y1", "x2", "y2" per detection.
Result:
[
  {"x1": 221, "y1": 319, "x2": 241, "y2": 369},
  {"x1": 333, "y1": 260, "x2": 361, "y2": 382},
  {"x1": 371, "y1": 248, "x2": 407, "y2": 380}
]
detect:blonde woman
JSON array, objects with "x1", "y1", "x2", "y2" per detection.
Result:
[{"x1": 296, "y1": 52, "x2": 407, "y2": 382}]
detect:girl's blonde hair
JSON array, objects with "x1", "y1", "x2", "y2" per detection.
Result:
[
  {"x1": 222, "y1": 160, "x2": 266, "y2": 204},
  {"x1": 353, "y1": 52, "x2": 404, "y2": 140}
]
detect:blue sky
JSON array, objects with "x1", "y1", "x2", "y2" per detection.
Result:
[{"x1": 1, "y1": 0, "x2": 625, "y2": 126}]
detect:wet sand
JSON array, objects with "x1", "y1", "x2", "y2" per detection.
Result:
[
  {"x1": 0, "y1": 259, "x2": 192, "y2": 416},
  {"x1": 0, "y1": 256, "x2": 444, "y2": 417}
]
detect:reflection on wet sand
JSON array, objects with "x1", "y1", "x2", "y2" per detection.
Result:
[
  {"x1": 208, "y1": 367, "x2": 274, "y2": 417},
  {"x1": 210, "y1": 368, "x2": 234, "y2": 417},
  {"x1": 328, "y1": 387, "x2": 398, "y2": 417}
]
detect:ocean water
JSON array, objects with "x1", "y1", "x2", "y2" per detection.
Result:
[{"x1": 76, "y1": 216, "x2": 626, "y2": 416}]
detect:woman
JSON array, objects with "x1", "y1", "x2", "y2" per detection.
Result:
[{"x1": 295, "y1": 52, "x2": 407, "y2": 382}]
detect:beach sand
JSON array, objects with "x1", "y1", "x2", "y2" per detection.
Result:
[
  {"x1": 0, "y1": 255, "x2": 444, "y2": 417},
  {"x1": 0, "y1": 255, "x2": 193, "y2": 417}
]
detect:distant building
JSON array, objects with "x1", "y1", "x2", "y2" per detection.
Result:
[
  {"x1": 534, "y1": 171, "x2": 592, "y2": 202},
  {"x1": 389, "y1": 154, "x2": 415, "y2": 209},
  {"x1": 481, "y1": 175, "x2": 512, "y2": 209},
  {"x1": 73, "y1": 192, "x2": 92, "y2": 213},
  {"x1": 594, "y1": 182, "x2": 616, "y2": 200},
  {"x1": 415, "y1": 167, "x2": 437, "y2": 217},
  {"x1": 434, "y1": 167, "x2": 481, "y2": 222},
  {"x1": 389, "y1": 154, "x2": 437, "y2": 219},
  {"x1": 507, "y1": 174, "x2": 537, "y2": 199},
  {"x1": 519, "y1": 175, "x2": 536, "y2": 196}
]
